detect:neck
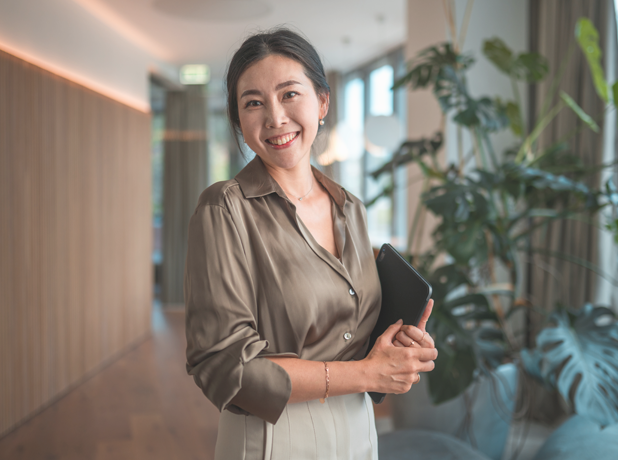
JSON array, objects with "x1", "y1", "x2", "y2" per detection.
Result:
[{"x1": 260, "y1": 156, "x2": 314, "y2": 199}]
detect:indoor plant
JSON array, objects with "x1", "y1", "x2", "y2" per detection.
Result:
[{"x1": 368, "y1": 8, "x2": 618, "y2": 457}]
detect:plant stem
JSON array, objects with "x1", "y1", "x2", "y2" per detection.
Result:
[
  {"x1": 484, "y1": 230, "x2": 517, "y2": 349},
  {"x1": 538, "y1": 41, "x2": 575, "y2": 122},
  {"x1": 471, "y1": 128, "x2": 487, "y2": 169},
  {"x1": 528, "y1": 104, "x2": 613, "y2": 167},
  {"x1": 457, "y1": 124, "x2": 465, "y2": 173},
  {"x1": 515, "y1": 102, "x2": 565, "y2": 164},
  {"x1": 510, "y1": 77, "x2": 526, "y2": 140},
  {"x1": 480, "y1": 129, "x2": 499, "y2": 170},
  {"x1": 407, "y1": 176, "x2": 430, "y2": 254},
  {"x1": 458, "y1": 0, "x2": 475, "y2": 50},
  {"x1": 442, "y1": 0, "x2": 458, "y2": 52},
  {"x1": 413, "y1": 201, "x2": 429, "y2": 257}
]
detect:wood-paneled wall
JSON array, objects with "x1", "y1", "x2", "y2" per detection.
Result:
[{"x1": 0, "y1": 48, "x2": 153, "y2": 438}]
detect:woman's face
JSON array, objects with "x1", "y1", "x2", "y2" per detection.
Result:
[{"x1": 236, "y1": 54, "x2": 329, "y2": 171}]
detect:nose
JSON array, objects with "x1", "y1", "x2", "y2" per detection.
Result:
[{"x1": 265, "y1": 100, "x2": 288, "y2": 128}]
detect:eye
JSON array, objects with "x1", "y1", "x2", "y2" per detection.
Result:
[
  {"x1": 283, "y1": 91, "x2": 299, "y2": 99},
  {"x1": 244, "y1": 100, "x2": 262, "y2": 108}
]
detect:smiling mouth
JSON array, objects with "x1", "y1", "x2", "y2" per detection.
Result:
[{"x1": 265, "y1": 132, "x2": 299, "y2": 146}]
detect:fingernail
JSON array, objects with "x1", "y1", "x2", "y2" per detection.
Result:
[{"x1": 397, "y1": 319, "x2": 403, "y2": 324}]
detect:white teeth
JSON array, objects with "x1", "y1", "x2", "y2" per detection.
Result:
[{"x1": 270, "y1": 133, "x2": 297, "y2": 145}]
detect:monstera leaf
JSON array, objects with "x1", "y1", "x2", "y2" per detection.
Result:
[
  {"x1": 393, "y1": 42, "x2": 473, "y2": 91},
  {"x1": 523, "y1": 304, "x2": 618, "y2": 426}
]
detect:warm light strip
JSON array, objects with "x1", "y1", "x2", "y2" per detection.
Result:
[
  {"x1": 0, "y1": 41, "x2": 150, "y2": 113},
  {"x1": 71, "y1": 0, "x2": 168, "y2": 61}
]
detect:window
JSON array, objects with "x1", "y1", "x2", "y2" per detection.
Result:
[{"x1": 339, "y1": 48, "x2": 407, "y2": 249}]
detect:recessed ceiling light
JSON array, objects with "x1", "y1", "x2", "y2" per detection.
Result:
[{"x1": 152, "y1": 0, "x2": 272, "y2": 22}]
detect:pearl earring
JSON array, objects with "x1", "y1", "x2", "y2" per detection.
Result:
[{"x1": 319, "y1": 118, "x2": 325, "y2": 126}]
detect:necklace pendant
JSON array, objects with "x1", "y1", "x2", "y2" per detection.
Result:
[{"x1": 298, "y1": 197, "x2": 303, "y2": 201}]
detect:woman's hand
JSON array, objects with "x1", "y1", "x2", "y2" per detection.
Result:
[
  {"x1": 393, "y1": 299, "x2": 435, "y2": 349},
  {"x1": 362, "y1": 317, "x2": 438, "y2": 395}
]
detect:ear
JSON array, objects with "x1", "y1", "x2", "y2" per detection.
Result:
[{"x1": 319, "y1": 92, "x2": 330, "y2": 120}]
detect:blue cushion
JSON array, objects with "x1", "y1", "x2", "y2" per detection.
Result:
[
  {"x1": 379, "y1": 429, "x2": 492, "y2": 460},
  {"x1": 533, "y1": 415, "x2": 618, "y2": 460},
  {"x1": 391, "y1": 363, "x2": 518, "y2": 460}
]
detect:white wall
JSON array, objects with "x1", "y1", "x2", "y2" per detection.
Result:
[
  {"x1": 0, "y1": 0, "x2": 178, "y2": 111},
  {"x1": 442, "y1": 0, "x2": 528, "y2": 167}
]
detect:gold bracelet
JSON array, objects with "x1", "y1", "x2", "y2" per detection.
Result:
[{"x1": 319, "y1": 361, "x2": 330, "y2": 403}]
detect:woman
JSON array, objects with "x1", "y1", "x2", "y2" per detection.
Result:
[{"x1": 184, "y1": 28, "x2": 438, "y2": 460}]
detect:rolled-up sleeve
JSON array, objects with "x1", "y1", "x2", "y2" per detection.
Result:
[{"x1": 184, "y1": 203, "x2": 292, "y2": 424}]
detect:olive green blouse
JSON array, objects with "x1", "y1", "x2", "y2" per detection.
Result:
[{"x1": 184, "y1": 155, "x2": 381, "y2": 425}]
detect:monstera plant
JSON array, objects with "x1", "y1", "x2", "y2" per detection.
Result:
[
  {"x1": 367, "y1": 12, "x2": 618, "y2": 432},
  {"x1": 521, "y1": 304, "x2": 618, "y2": 426}
]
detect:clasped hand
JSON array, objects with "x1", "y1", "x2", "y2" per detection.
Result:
[{"x1": 363, "y1": 299, "x2": 437, "y2": 395}]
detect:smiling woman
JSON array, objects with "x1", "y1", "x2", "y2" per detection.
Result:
[{"x1": 183, "y1": 27, "x2": 438, "y2": 460}]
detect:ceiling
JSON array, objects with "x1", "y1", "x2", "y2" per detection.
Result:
[{"x1": 76, "y1": 0, "x2": 406, "y2": 80}]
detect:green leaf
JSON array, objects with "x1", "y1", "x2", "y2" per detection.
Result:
[
  {"x1": 513, "y1": 52, "x2": 549, "y2": 82},
  {"x1": 532, "y1": 304, "x2": 618, "y2": 425},
  {"x1": 473, "y1": 327, "x2": 507, "y2": 368},
  {"x1": 504, "y1": 100, "x2": 523, "y2": 136},
  {"x1": 483, "y1": 38, "x2": 513, "y2": 74},
  {"x1": 426, "y1": 308, "x2": 477, "y2": 404},
  {"x1": 443, "y1": 293, "x2": 490, "y2": 311},
  {"x1": 575, "y1": 17, "x2": 608, "y2": 102},
  {"x1": 560, "y1": 91, "x2": 600, "y2": 132},
  {"x1": 393, "y1": 43, "x2": 474, "y2": 91},
  {"x1": 369, "y1": 132, "x2": 443, "y2": 179},
  {"x1": 434, "y1": 65, "x2": 469, "y2": 113},
  {"x1": 605, "y1": 178, "x2": 618, "y2": 206},
  {"x1": 452, "y1": 97, "x2": 509, "y2": 132},
  {"x1": 482, "y1": 38, "x2": 548, "y2": 81},
  {"x1": 520, "y1": 348, "x2": 545, "y2": 382},
  {"x1": 613, "y1": 81, "x2": 618, "y2": 107}
]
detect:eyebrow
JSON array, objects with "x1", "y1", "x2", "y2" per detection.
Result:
[{"x1": 240, "y1": 80, "x2": 302, "y2": 99}]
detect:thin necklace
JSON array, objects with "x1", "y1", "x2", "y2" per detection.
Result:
[{"x1": 286, "y1": 177, "x2": 314, "y2": 201}]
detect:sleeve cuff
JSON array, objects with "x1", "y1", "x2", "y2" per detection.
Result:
[{"x1": 226, "y1": 357, "x2": 292, "y2": 424}]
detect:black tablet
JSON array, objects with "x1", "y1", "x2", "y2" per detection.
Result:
[{"x1": 366, "y1": 243, "x2": 433, "y2": 403}]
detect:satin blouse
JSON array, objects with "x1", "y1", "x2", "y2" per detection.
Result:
[{"x1": 184, "y1": 155, "x2": 382, "y2": 425}]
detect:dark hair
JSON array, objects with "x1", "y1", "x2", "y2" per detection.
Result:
[{"x1": 225, "y1": 27, "x2": 330, "y2": 142}]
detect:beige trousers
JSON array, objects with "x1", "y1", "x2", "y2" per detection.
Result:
[{"x1": 214, "y1": 392, "x2": 379, "y2": 460}]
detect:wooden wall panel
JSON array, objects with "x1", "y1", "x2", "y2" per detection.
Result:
[{"x1": 0, "y1": 48, "x2": 153, "y2": 438}]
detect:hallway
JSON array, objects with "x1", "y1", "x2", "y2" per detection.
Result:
[{"x1": 0, "y1": 305, "x2": 220, "y2": 460}]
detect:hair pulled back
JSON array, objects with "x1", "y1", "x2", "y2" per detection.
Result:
[{"x1": 226, "y1": 27, "x2": 330, "y2": 139}]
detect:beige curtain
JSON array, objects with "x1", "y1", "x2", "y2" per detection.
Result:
[
  {"x1": 162, "y1": 85, "x2": 208, "y2": 306},
  {"x1": 527, "y1": 0, "x2": 608, "y2": 334}
]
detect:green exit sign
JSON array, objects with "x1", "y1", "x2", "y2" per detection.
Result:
[{"x1": 180, "y1": 64, "x2": 210, "y2": 85}]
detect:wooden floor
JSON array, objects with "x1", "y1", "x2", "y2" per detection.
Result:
[
  {"x1": 0, "y1": 305, "x2": 220, "y2": 460},
  {"x1": 0, "y1": 304, "x2": 393, "y2": 459}
]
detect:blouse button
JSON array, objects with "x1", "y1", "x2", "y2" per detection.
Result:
[
  {"x1": 343, "y1": 332, "x2": 352, "y2": 340},
  {"x1": 348, "y1": 288, "x2": 355, "y2": 296}
]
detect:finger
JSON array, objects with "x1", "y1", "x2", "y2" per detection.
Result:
[
  {"x1": 415, "y1": 347, "x2": 439, "y2": 362},
  {"x1": 421, "y1": 331, "x2": 435, "y2": 348},
  {"x1": 393, "y1": 339, "x2": 406, "y2": 348},
  {"x1": 418, "y1": 299, "x2": 434, "y2": 333},
  {"x1": 417, "y1": 360, "x2": 436, "y2": 373},
  {"x1": 395, "y1": 331, "x2": 418, "y2": 348},
  {"x1": 399, "y1": 325, "x2": 430, "y2": 346},
  {"x1": 378, "y1": 319, "x2": 403, "y2": 345}
]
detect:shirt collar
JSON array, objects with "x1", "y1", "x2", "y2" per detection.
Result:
[{"x1": 234, "y1": 155, "x2": 348, "y2": 208}]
